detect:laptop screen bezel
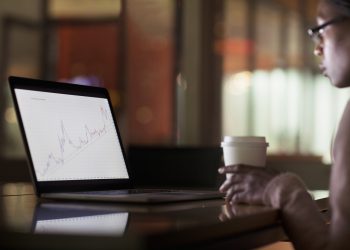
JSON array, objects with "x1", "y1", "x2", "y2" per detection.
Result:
[{"x1": 9, "y1": 76, "x2": 133, "y2": 195}]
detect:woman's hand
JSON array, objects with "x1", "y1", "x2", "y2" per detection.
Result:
[{"x1": 218, "y1": 165, "x2": 279, "y2": 205}]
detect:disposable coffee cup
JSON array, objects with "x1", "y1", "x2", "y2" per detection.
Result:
[{"x1": 221, "y1": 136, "x2": 269, "y2": 178}]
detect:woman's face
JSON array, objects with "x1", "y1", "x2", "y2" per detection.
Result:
[{"x1": 315, "y1": 1, "x2": 350, "y2": 87}]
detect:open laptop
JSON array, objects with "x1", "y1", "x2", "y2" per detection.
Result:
[{"x1": 9, "y1": 76, "x2": 223, "y2": 203}]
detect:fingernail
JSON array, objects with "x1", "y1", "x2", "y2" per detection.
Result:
[{"x1": 218, "y1": 168, "x2": 224, "y2": 173}]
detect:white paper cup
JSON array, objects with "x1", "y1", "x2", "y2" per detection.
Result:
[{"x1": 221, "y1": 136, "x2": 269, "y2": 178}]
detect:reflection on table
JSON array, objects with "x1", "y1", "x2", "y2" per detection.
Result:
[{"x1": 33, "y1": 203, "x2": 129, "y2": 236}]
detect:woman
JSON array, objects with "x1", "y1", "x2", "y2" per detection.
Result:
[{"x1": 219, "y1": 0, "x2": 350, "y2": 249}]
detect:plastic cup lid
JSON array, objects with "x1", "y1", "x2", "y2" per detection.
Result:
[
  {"x1": 221, "y1": 136, "x2": 269, "y2": 147},
  {"x1": 223, "y1": 136, "x2": 266, "y2": 143}
]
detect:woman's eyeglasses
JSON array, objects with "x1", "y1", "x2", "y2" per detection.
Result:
[{"x1": 307, "y1": 16, "x2": 348, "y2": 44}]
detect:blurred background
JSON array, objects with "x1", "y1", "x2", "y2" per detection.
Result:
[{"x1": 0, "y1": 0, "x2": 343, "y2": 188}]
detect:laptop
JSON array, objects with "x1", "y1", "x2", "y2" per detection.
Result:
[{"x1": 9, "y1": 76, "x2": 223, "y2": 203}]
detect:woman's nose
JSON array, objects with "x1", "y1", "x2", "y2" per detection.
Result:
[{"x1": 314, "y1": 43, "x2": 323, "y2": 56}]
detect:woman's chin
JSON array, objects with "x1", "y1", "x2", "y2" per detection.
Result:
[{"x1": 331, "y1": 79, "x2": 350, "y2": 88}]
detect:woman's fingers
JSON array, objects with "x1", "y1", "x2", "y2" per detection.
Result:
[
  {"x1": 225, "y1": 185, "x2": 244, "y2": 203},
  {"x1": 218, "y1": 165, "x2": 279, "y2": 205},
  {"x1": 219, "y1": 174, "x2": 243, "y2": 192},
  {"x1": 218, "y1": 164, "x2": 263, "y2": 174}
]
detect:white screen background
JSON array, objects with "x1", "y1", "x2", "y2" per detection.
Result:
[{"x1": 15, "y1": 89, "x2": 129, "y2": 181}]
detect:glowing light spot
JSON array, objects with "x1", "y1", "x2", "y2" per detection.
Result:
[
  {"x1": 5, "y1": 107, "x2": 17, "y2": 124},
  {"x1": 225, "y1": 71, "x2": 252, "y2": 95}
]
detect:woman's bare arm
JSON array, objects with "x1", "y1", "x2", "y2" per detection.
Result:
[
  {"x1": 264, "y1": 101, "x2": 350, "y2": 250},
  {"x1": 327, "y1": 100, "x2": 350, "y2": 249},
  {"x1": 263, "y1": 173, "x2": 328, "y2": 250}
]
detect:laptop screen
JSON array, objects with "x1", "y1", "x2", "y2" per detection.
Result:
[{"x1": 14, "y1": 88, "x2": 129, "y2": 182}]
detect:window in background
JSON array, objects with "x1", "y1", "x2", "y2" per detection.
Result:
[
  {"x1": 55, "y1": 22, "x2": 122, "y2": 109},
  {"x1": 49, "y1": 0, "x2": 121, "y2": 18},
  {"x1": 48, "y1": 0, "x2": 122, "y2": 122},
  {"x1": 49, "y1": 0, "x2": 122, "y2": 94},
  {"x1": 312, "y1": 75, "x2": 350, "y2": 163},
  {"x1": 1, "y1": 19, "x2": 41, "y2": 158},
  {"x1": 255, "y1": 1, "x2": 281, "y2": 70},
  {"x1": 221, "y1": 0, "x2": 250, "y2": 137},
  {"x1": 125, "y1": 0, "x2": 176, "y2": 145},
  {"x1": 0, "y1": 0, "x2": 178, "y2": 162}
]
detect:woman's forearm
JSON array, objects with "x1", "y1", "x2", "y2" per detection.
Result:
[{"x1": 263, "y1": 173, "x2": 328, "y2": 250}]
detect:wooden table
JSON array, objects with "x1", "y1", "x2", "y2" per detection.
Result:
[{"x1": 0, "y1": 182, "x2": 328, "y2": 250}]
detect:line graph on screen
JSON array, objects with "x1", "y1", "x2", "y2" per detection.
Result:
[
  {"x1": 15, "y1": 89, "x2": 128, "y2": 181},
  {"x1": 38, "y1": 106, "x2": 113, "y2": 178}
]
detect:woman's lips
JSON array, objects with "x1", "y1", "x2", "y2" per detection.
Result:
[{"x1": 319, "y1": 64, "x2": 327, "y2": 76}]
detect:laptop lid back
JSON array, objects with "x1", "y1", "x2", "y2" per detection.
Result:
[{"x1": 9, "y1": 76, "x2": 132, "y2": 195}]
